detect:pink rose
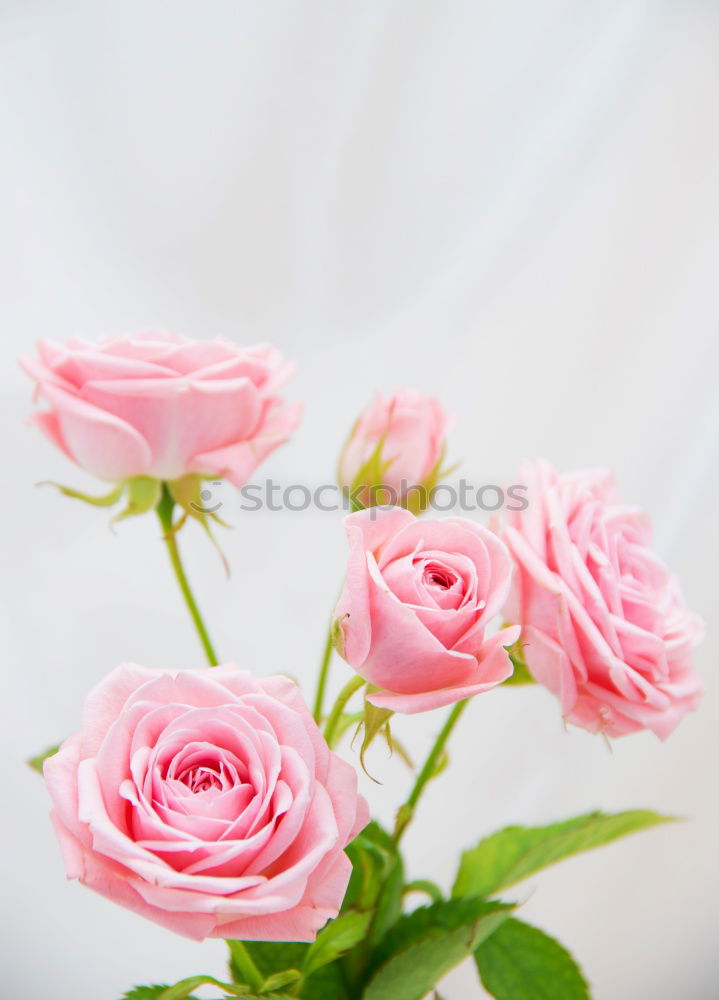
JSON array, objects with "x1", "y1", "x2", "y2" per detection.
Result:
[
  {"x1": 501, "y1": 460, "x2": 704, "y2": 739},
  {"x1": 21, "y1": 331, "x2": 301, "y2": 486},
  {"x1": 338, "y1": 389, "x2": 451, "y2": 510},
  {"x1": 333, "y1": 507, "x2": 519, "y2": 713},
  {"x1": 44, "y1": 664, "x2": 369, "y2": 941}
]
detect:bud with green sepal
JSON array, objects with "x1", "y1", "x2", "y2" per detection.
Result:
[{"x1": 337, "y1": 388, "x2": 455, "y2": 515}]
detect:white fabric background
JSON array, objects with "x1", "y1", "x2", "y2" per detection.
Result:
[{"x1": 1, "y1": 2, "x2": 718, "y2": 997}]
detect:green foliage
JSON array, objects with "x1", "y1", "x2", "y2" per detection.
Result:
[
  {"x1": 122, "y1": 807, "x2": 669, "y2": 1000},
  {"x1": 124, "y1": 975, "x2": 254, "y2": 1000},
  {"x1": 229, "y1": 941, "x2": 347, "y2": 1000},
  {"x1": 453, "y1": 810, "x2": 673, "y2": 899},
  {"x1": 163, "y1": 977, "x2": 252, "y2": 999},
  {"x1": 222, "y1": 995, "x2": 294, "y2": 1000},
  {"x1": 257, "y1": 970, "x2": 301, "y2": 992},
  {"x1": 27, "y1": 743, "x2": 60, "y2": 773},
  {"x1": 229, "y1": 941, "x2": 307, "y2": 982},
  {"x1": 475, "y1": 918, "x2": 590, "y2": 999},
  {"x1": 122, "y1": 988, "x2": 174, "y2": 1000},
  {"x1": 343, "y1": 822, "x2": 404, "y2": 940},
  {"x1": 362, "y1": 898, "x2": 515, "y2": 1000},
  {"x1": 301, "y1": 910, "x2": 374, "y2": 979},
  {"x1": 294, "y1": 962, "x2": 349, "y2": 1000},
  {"x1": 340, "y1": 823, "x2": 405, "y2": 988}
]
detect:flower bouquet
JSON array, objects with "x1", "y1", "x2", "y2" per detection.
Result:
[{"x1": 23, "y1": 331, "x2": 704, "y2": 1000}]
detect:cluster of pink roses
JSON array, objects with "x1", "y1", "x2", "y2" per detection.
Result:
[{"x1": 23, "y1": 331, "x2": 704, "y2": 946}]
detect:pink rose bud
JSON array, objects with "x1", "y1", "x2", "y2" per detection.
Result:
[
  {"x1": 21, "y1": 332, "x2": 301, "y2": 488},
  {"x1": 44, "y1": 664, "x2": 369, "y2": 941},
  {"x1": 333, "y1": 507, "x2": 519, "y2": 713},
  {"x1": 337, "y1": 389, "x2": 452, "y2": 514},
  {"x1": 500, "y1": 460, "x2": 704, "y2": 739}
]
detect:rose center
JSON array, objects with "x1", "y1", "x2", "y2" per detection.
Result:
[
  {"x1": 180, "y1": 764, "x2": 224, "y2": 794},
  {"x1": 423, "y1": 565, "x2": 457, "y2": 591}
]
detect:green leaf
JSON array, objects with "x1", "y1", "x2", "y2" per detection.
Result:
[
  {"x1": 156, "y1": 976, "x2": 249, "y2": 999},
  {"x1": 367, "y1": 898, "x2": 511, "y2": 974},
  {"x1": 230, "y1": 941, "x2": 307, "y2": 983},
  {"x1": 122, "y1": 988, "x2": 172, "y2": 1000},
  {"x1": 27, "y1": 743, "x2": 60, "y2": 773},
  {"x1": 298, "y1": 964, "x2": 349, "y2": 1000},
  {"x1": 343, "y1": 823, "x2": 404, "y2": 934},
  {"x1": 258, "y1": 970, "x2": 301, "y2": 992},
  {"x1": 39, "y1": 480, "x2": 124, "y2": 507},
  {"x1": 223, "y1": 995, "x2": 294, "y2": 1000},
  {"x1": 302, "y1": 910, "x2": 374, "y2": 979},
  {"x1": 453, "y1": 810, "x2": 674, "y2": 899},
  {"x1": 362, "y1": 899, "x2": 515, "y2": 1000},
  {"x1": 342, "y1": 823, "x2": 406, "y2": 988},
  {"x1": 121, "y1": 988, "x2": 201, "y2": 1000},
  {"x1": 372, "y1": 844, "x2": 405, "y2": 946},
  {"x1": 112, "y1": 476, "x2": 161, "y2": 525},
  {"x1": 475, "y1": 918, "x2": 590, "y2": 999},
  {"x1": 231, "y1": 942, "x2": 347, "y2": 1000}
]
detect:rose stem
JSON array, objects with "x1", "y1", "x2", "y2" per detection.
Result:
[
  {"x1": 392, "y1": 698, "x2": 469, "y2": 843},
  {"x1": 312, "y1": 625, "x2": 335, "y2": 722},
  {"x1": 156, "y1": 484, "x2": 220, "y2": 667},
  {"x1": 323, "y1": 675, "x2": 365, "y2": 746}
]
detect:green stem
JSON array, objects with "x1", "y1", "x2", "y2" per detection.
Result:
[
  {"x1": 226, "y1": 940, "x2": 264, "y2": 993},
  {"x1": 324, "y1": 675, "x2": 365, "y2": 747},
  {"x1": 312, "y1": 626, "x2": 335, "y2": 722},
  {"x1": 393, "y1": 699, "x2": 469, "y2": 843},
  {"x1": 156, "y1": 484, "x2": 220, "y2": 667}
]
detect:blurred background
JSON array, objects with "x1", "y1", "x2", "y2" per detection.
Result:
[{"x1": 1, "y1": 2, "x2": 718, "y2": 997}]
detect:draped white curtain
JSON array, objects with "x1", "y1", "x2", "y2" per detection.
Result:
[{"x1": 1, "y1": 2, "x2": 717, "y2": 997}]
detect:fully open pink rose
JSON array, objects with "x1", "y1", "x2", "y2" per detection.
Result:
[
  {"x1": 334, "y1": 507, "x2": 519, "y2": 713},
  {"x1": 44, "y1": 664, "x2": 368, "y2": 941},
  {"x1": 501, "y1": 460, "x2": 704, "y2": 739},
  {"x1": 338, "y1": 389, "x2": 451, "y2": 509},
  {"x1": 21, "y1": 332, "x2": 301, "y2": 486}
]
